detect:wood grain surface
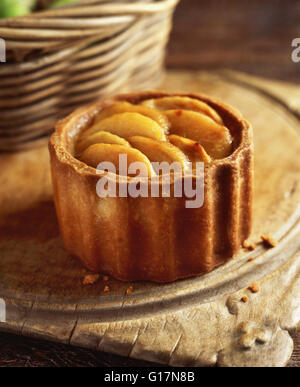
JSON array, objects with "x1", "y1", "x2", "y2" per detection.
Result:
[
  {"x1": 0, "y1": 330, "x2": 299, "y2": 367},
  {"x1": 0, "y1": 70, "x2": 299, "y2": 367}
]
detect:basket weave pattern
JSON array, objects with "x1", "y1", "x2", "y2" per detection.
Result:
[{"x1": 0, "y1": 0, "x2": 179, "y2": 151}]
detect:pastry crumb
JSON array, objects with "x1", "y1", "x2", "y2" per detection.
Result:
[
  {"x1": 104, "y1": 285, "x2": 110, "y2": 293},
  {"x1": 242, "y1": 240, "x2": 256, "y2": 251},
  {"x1": 248, "y1": 257, "x2": 255, "y2": 262},
  {"x1": 126, "y1": 286, "x2": 134, "y2": 295},
  {"x1": 241, "y1": 296, "x2": 248, "y2": 303},
  {"x1": 248, "y1": 281, "x2": 260, "y2": 293},
  {"x1": 83, "y1": 274, "x2": 99, "y2": 285},
  {"x1": 103, "y1": 275, "x2": 109, "y2": 281},
  {"x1": 261, "y1": 234, "x2": 278, "y2": 248}
]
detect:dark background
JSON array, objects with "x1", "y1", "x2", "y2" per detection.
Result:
[
  {"x1": 167, "y1": 0, "x2": 300, "y2": 83},
  {"x1": 0, "y1": 0, "x2": 299, "y2": 367}
]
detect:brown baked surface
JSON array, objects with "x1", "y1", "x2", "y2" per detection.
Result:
[{"x1": 49, "y1": 91, "x2": 253, "y2": 282}]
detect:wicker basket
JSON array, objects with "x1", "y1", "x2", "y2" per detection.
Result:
[{"x1": 0, "y1": 0, "x2": 179, "y2": 151}]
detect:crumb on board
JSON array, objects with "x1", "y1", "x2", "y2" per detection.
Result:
[
  {"x1": 261, "y1": 234, "x2": 278, "y2": 248},
  {"x1": 248, "y1": 281, "x2": 260, "y2": 293},
  {"x1": 103, "y1": 275, "x2": 109, "y2": 281},
  {"x1": 83, "y1": 274, "x2": 99, "y2": 285},
  {"x1": 104, "y1": 285, "x2": 110, "y2": 293},
  {"x1": 248, "y1": 257, "x2": 255, "y2": 262},
  {"x1": 242, "y1": 240, "x2": 256, "y2": 251},
  {"x1": 241, "y1": 296, "x2": 248, "y2": 303},
  {"x1": 126, "y1": 286, "x2": 134, "y2": 295}
]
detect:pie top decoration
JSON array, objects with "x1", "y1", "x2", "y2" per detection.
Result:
[{"x1": 76, "y1": 96, "x2": 233, "y2": 176}]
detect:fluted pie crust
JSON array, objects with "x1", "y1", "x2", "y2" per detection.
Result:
[{"x1": 49, "y1": 91, "x2": 253, "y2": 283}]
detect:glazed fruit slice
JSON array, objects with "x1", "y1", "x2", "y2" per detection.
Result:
[
  {"x1": 80, "y1": 144, "x2": 155, "y2": 177},
  {"x1": 129, "y1": 136, "x2": 188, "y2": 169},
  {"x1": 142, "y1": 96, "x2": 223, "y2": 124},
  {"x1": 76, "y1": 130, "x2": 131, "y2": 155},
  {"x1": 165, "y1": 109, "x2": 232, "y2": 159},
  {"x1": 94, "y1": 101, "x2": 169, "y2": 133},
  {"x1": 81, "y1": 112, "x2": 167, "y2": 142},
  {"x1": 76, "y1": 95, "x2": 234, "y2": 174},
  {"x1": 168, "y1": 134, "x2": 211, "y2": 163}
]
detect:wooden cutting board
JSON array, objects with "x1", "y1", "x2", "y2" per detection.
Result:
[{"x1": 0, "y1": 70, "x2": 299, "y2": 367}]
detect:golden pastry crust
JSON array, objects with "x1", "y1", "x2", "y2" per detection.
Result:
[{"x1": 49, "y1": 91, "x2": 253, "y2": 283}]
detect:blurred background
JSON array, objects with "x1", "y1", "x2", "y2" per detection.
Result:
[
  {"x1": 2, "y1": 0, "x2": 300, "y2": 151},
  {"x1": 167, "y1": 0, "x2": 300, "y2": 83}
]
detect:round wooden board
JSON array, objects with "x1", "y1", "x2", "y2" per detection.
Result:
[{"x1": 0, "y1": 72, "x2": 299, "y2": 367}]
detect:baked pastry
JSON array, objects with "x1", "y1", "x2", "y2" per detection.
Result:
[{"x1": 49, "y1": 91, "x2": 253, "y2": 282}]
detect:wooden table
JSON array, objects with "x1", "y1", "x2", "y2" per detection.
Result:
[
  {"x1": 0, "y1": 330, "x2": 298, "y2": 367},
  {"x1": 0, "y1": 70, "x2": 299, "y2": 367}
]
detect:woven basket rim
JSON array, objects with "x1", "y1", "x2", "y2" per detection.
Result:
[
  {"x1": 0, "y1": 0, "x2": 179, "y2": 151},
  {"x1": 0, "y1": 0, "x2": 179, "y2": 22},
  {"x1": 0, "y1": 0, "x2": 179, "y2": 52}
]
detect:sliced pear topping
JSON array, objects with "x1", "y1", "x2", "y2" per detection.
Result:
[
  {"x1": 80, "y1": 143, "x2": 155, "y2": 177},
  {"x1": 168, "y1": 134, "x2": 212, "y2": 163},
  {"x1": 129, "y1": 136, "x2": 188, "y2": 169},
  {"x1": 165, "y1": 109, "x2": 232, "y2": 159},
  {"x1": 81, "y1": 112, "x2": 166, "y2": 142},
  {"x1": 94, "y1": 102, "x2": 169, "y2": 133},
  {"x1": 76, "y1": 130, "x2": 131, "y2": 155},
  {"x1": 141, "y1": 96, "x2": 223, "y2": 124}
]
